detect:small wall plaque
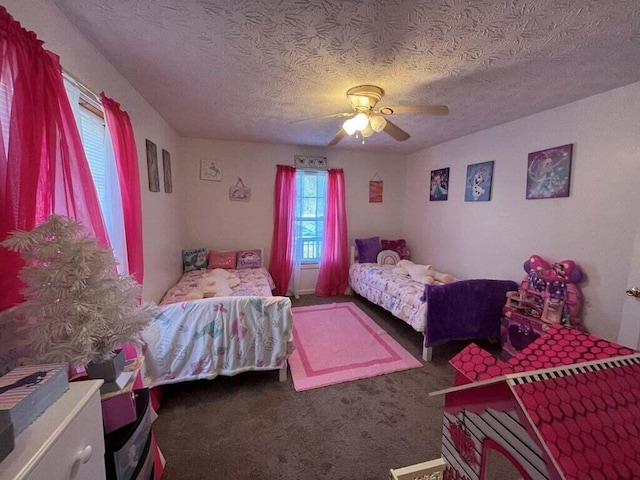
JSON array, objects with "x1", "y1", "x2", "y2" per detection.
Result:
[{"x1": 229, "y1": 177, "x2": 251, "y2": 202}]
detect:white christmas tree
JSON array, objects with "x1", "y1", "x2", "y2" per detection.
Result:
[{"x1": 1, "y1": 215, "x2": 157, "y2": 367}]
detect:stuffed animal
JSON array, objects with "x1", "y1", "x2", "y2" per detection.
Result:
[
  {"x1": 197, "y1": 277, "x2": 233, "y2": 297},
  {"x1": 205, "y1": 268, "x2": 241, "y2": 288},
  {"x1": 187, "y1": 269, "x2": 241, "y2": 299},
  {"x1": 185, "y1": 289, "x2": 205, "y2": 301},
  {"x1": 394, "y1": 260, "x2": 457, "y2": 285}
]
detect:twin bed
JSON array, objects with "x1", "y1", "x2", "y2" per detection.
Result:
[
  {"x1": 140, "y1": 263, "x2": 294, "y2": 388},
  {"x1": 349, "y1": 246, "x2": 518, "y2": 361}
]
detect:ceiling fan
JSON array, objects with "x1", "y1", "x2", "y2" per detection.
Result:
[{"x1": 317, "y1": 85, "x2": 449, "y2": 146}]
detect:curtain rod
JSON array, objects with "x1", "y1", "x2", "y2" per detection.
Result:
[{"x1": 62, "y1": 68, "x2": 102, "y2": 107}]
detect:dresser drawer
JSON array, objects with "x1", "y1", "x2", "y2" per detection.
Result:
[
  {"x1": 27, "y1": 387, "x2": 105, "y2": 480},
  {"x1": 105, "y1": 389, "x2": 152, "y2": 480},
  {"x1": 132, "y1": 433, "x2": 153, "y2": 480}
]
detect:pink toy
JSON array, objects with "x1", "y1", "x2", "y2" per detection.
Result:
[
  {"x1": 508, "y1": 254, "x2": 584, "y2": 326},
  {"x1": 502, "y1": 255, "x2": 585, "y2": 357}
]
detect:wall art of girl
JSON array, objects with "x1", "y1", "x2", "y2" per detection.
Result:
[{"x1": 526, "y1": 144, "x2": 572, "y2": 199}]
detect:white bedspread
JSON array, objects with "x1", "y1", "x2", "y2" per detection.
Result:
[
  {"x1": 349, "y1": 263, "x2": 427, "y2": 332},
  {"x1": 141, "y1": 296, "x2": 294, "y2": 387}
]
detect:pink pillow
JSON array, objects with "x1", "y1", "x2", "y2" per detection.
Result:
[
  {"x1": 207, "y1": 250, "x2": 236, "y2": 269},
  {"x1": 381, "y1": 239, "x2": 410, "y2": 260}
]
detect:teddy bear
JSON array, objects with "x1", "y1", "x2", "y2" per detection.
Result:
[{"x1": 185, "y1": 269, "x2": 241, "y2": 299}]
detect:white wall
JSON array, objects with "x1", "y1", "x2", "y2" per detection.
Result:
[
  {"x1": 4, "y1": 1, "x2": 186, "y2": 302},
  {"x1": 404, "y1": 82, "x2": 640, "y2": 341},
  {"x1": 180, "y1": 138, "x2": 406, "y2": 290}
]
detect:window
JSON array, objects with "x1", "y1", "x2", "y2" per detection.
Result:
[
  {"x1": 0, "y1": 79, "x2": 12, "y2": 153},
  {"x1": 64, "y1": 76, "x2": 128, "y2": 273},
  {"x1": 78, "y1": 105, "x2": 108, "y2": 208},
  {"x1": 294, "y1": 170, "x2": 327, "y2": 263}
]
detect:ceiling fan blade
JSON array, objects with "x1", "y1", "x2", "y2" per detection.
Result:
[
  {"x1": 289, "y1": 112, "x2": 353, "y2": 124},
  {"x1": 383, "y1": 119, "x2": 410, "y2": 142},
  {"x1": 328, "y1": 128, "x2": 347, "y2": 146},
  {"x1": 378, "y1": 105, "x2": 449, "y2": 116}
]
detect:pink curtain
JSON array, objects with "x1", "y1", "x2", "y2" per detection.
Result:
[
  {"x1": 315, "y1": 168, "x2": 349, "y2": 296},
  {"x1": 0, "y1": 7, "x2": 109, "y2": 311},
  {"x1": 100, "y1": 93, "x2": 144, "y2": 284},
  {"x1": 268, "y1": 165, "x2": 296, "y2": 295}
]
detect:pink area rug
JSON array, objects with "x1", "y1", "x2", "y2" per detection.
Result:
[{"x1": 288, "y1": 303, "x2": 423, "y2": 391}]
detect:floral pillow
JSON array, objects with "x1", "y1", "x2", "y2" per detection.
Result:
[
  {"x1": 207, "y1": 250, "x2": 237, "y2": 269},
  {"x1": 236, "y1": 249, "x2": 262, "y2": 269},
  {"x1": 355, "y1": 236, "x2": 381, "y2": 263},
  {"x1": 381, "y1": 239, "x2": 410, "y2": 260},
  {"x1": 182, "y1": 248, "x2": 208, "y2": 272}
]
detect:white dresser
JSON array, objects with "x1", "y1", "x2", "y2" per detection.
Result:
[{"x1": 0, "y1": 380, "x2": 106, "y2": 480}]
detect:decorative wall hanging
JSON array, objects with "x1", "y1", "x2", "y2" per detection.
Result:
[
  {"x1": 526, "y1": 144, "x2": 573, "y2": 199},
  {"x1": 145, "y1": 139, "x2": 160, "y2": 192},
  {"x1": 430, "y1": 168, "x2": 449, "y2": 201},
  {"x1": 162, "y1": 149, "x2": 172, "y2": 193},
  {"x1": 465, "y1": 161, "x2": 494, "y2": 202},
  {"x1": 201, "y1": 159, "x2": 222, "y2": 181},
  {"x1": 229, "y1": 177, "x2": 251, "y2": 202},
  {"x1": 294, "y1": 155, "x2": 327, "y2": 170},
  {"x1": 369, "y1": 173, "x2": 383, "y2": 203}
]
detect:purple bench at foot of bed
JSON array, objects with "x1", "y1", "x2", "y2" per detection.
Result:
[{"x1": 420, "y1": 279, "x2": 519, "y2": 361}]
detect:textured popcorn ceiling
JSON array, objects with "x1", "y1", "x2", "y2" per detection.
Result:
[{"x1": 54, "y1": 0, "x2": 640, "y2": 154}]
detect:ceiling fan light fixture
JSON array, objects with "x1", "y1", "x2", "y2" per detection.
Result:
[
  {"x1": 361, "y1": 124, "x2": 374, "y2": 137},
  {"x1": 369, "y1": 115, "x2": 387, "y2": 132},
  {"x1": 343, "y1": 118, "x2": 357, "y2": 135},
  {"x1": 352, "y1": 112, "x2": 369, "y2": 131}
]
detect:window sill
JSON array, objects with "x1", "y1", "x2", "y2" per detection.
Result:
[{"x1": 300, "y1": 263, "x2": 319, "y2": 270}]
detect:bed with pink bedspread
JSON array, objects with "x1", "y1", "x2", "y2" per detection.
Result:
[
  {"x1": 141, "y1": 267, "x2": 294, "y2": 387},
  {"x1": 159, "y1": 267, "x2": 275, "y2": 305}
]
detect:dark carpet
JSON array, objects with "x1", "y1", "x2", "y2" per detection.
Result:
[{"x1": 152, "y1": 295, "x2": 493, "y2": 479}]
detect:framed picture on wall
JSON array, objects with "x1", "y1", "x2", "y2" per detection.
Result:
[
  {"x1": 526, "y1": 144, "x2": 573, "y2": 199},
  {"x1": 145, "y1": 139, "x2": 160, "y2": 192},
  {"x1": 162, "y1": 149, "x2": 173, "y2": 193},
  {"x1": 201, "y1": 159, "x2": 222, "y2": 181},
  {"x1": 430, "y1": 167, "x2": 449, "y2": 201},
  {"x1": 465, "y1": 161, "x2": 494, "y2": 202}
]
